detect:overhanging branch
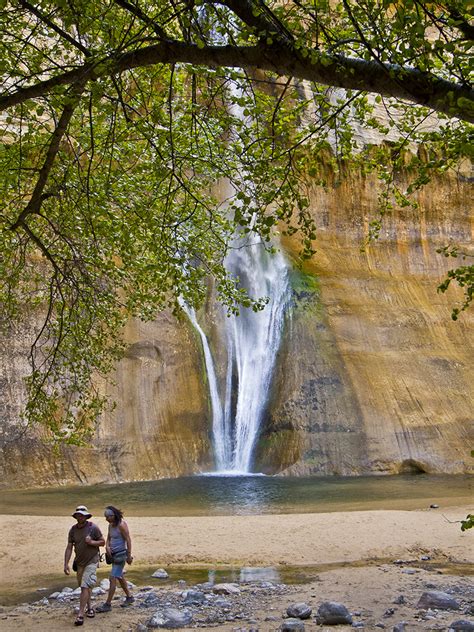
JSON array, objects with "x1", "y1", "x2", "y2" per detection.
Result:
[{"x1": 1, "y1": 41, "x2": 472, "y2": 122}]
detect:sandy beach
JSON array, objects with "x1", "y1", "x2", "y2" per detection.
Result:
[{"x1": 0, "y1": 505, "x2": 472, "y2": 630}]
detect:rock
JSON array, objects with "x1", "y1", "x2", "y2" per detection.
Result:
[
  {"x1": 136, "y1": 625, "x2": 148, "y2": 632},
  {"x1": 420, "y1": 555, "x2": 431, "y2": 561},
  {"x1": 317, "y1": 601, "x2": 353, "y2": 625},
  {"x1": 286, "y1": 603, "x2": 312, "y2": 619},
  {"x1": 393, "y1": 596, "x2": 406, "y2": 605},
  {"x1": 140, "y1": 593, "x2": 161, "y2": 608},
  {"x1": 417, "y1": 591, "x2": 460, "y2": 611},
  {"x1": 214, "y1": 598, "x2": 232, "y2": 608},
  {"x1": 147, "y1": 607, "x2": 193, "y2": 628},
  {"x1": 182, "y1": 590, "x2": 205, "y2": 605},
  {"x1": 36, "y1": 598, "x2": 49, "y2": 606},
  {"x1": 430, "y1": 504, "x2": 439, "y2": 509},
  {"x1": 36, "y1": 587, "x2": 48, "y2": 592},
  {"x1": 392, "y1": 623, "x2": 407, "y2": 632},
  {"x1": 151, "y1": 569, "x2": 169, "y2": 579},
  {"x1": 383, "y1": 608, "x2": 395, "y2": 618},
  {"x1": 61, "y1": 587, "x2": 74, "y2": 593},
  {"x1": 139, "y1": 586, "x2": 155, "y2": 592},
  {"x1": 100, "y1": 579, "x2": 110, "y2": 590},
  {"x1": 280, "y1": 618, "x2": 305, "y2": 631},
  {"x1": 212, "y1": 583, "x2": 240, "y2": 595},
  {"x1": 352, "y1": 623, "x2": 364, "y2": 628},
  {"x1": 92, "y1": 587, "x2": 106, "y2": 596},
  {"x1": 448, "y1": 621, "x2": 474, "y2": 631},
  {"x1": 49, "y1": 592, "x2": 61, "y2": 599}
]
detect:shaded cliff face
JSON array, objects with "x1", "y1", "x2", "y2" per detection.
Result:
[
  {"x1": 256, "y1": 163, "x2": 473, "y2": 475},
  {"x1": 0, "y1": 313, "x2": 212, "y2": 488},
  {"x1": 0, "y1": 162, "x2": 472, "y2": 488}
]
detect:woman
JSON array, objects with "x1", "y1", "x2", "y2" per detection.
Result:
[{"x1": 96, "y1": 506, "x2": 134, "y2": 613}]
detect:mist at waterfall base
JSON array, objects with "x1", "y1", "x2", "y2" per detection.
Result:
[{"x1": 1, "y1": 474, "x2": 472, "y2": 517}]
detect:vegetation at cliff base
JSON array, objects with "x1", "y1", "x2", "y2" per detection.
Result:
[{"x1": 0, "y1": 0, "x2": 472, "y2": 441}]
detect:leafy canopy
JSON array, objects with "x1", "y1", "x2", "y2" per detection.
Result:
[{"x1": 0, "y1": 0, "x2": 472, "y2": 442}]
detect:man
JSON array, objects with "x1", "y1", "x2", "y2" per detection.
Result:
[{"x1": 64, "y1": 505, "x2": 105, "y2": 626}]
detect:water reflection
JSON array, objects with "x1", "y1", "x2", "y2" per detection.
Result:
[
  {"x1": 0, "y1": 474, "x2": 472, "y2": 517},
  {"x1": 239, "y1": 567, "x2": 280, "y2": 583}
]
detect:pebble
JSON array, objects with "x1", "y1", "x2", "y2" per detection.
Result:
[{"x1": 280, "y1": 618, "x2": 305, "y2": 631}]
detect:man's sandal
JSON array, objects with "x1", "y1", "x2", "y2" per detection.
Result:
[
  {"x1": 86, "y1": 608, "x2": 95, "y2": 618},
  {"x1": 74, "y1": 615, "x2": 84, "y2": 626}
]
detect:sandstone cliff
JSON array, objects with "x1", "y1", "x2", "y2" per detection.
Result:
[{"x1": 0, "y1": 160, "x2": 472, "y2": 487}]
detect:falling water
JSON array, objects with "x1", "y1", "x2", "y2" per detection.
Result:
[{"x1": 184, "y1": 238, "x2": 289, "y2": 474}]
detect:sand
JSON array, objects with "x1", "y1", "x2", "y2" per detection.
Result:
[{"x1": 0, "y1": 505, "x2": 472, "y2": 630}]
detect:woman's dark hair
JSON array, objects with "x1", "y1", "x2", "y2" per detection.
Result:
[{"x1": 105, "y1": 505, "x2": 123, "y2": 524}]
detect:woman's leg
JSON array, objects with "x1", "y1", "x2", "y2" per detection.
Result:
[
  {"x1": 118, "y1": 575, "x2": 131, "y2": 598},
  {"x1": 106, "y1": 576, "x2": 117, "y2": 604}
]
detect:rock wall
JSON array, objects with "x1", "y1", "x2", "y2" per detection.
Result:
[
  {"x1": 0, "y1": 313, "x2": 213, "y2": 488},
  {"x1": 256, "y1": 160, "x2": 473, "y2": 475},
  {"x1": 0, "y1": 160, "x2": 473, "y2": 487}
]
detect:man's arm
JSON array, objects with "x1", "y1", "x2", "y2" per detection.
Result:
[
  {"x1": 64, "y1": 542, "x2": 73, "y2": 575},
  {"x1": 85, "y1": 525, "x2": 105, "y2": 548}
]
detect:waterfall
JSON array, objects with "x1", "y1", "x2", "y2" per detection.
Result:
[{"x1": 184, "y1": 238, "x2": 289, "y2": 474}]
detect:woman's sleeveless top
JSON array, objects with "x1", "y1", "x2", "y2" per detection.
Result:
[{"x1": 109, "y1": 523, "x2": 127, "y2": 554}]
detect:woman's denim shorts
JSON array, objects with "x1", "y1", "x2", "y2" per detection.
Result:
[{"x1": 110, "y1": 551, "x2": 127, "y2": 578}]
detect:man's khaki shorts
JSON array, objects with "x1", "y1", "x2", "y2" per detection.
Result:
[{"x1": 77, "y1": 562, "x2": 98, "y2": 588}]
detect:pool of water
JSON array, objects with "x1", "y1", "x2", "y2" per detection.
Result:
[{"x1": 0, "y1": 473, "x2": 472, "y2": 517}]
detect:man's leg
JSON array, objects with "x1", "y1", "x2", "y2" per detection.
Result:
[{"x1": 78, "y1": 587, "x2": 90, "y2": 617}]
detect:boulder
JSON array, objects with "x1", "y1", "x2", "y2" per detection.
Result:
[
  {"x1": 417, "y1": 591, "x2": 460, "y2": 611},
  {"x1": 448, "y1": 621, "x2": 474, "y2": 631},
  {"x1": 182, "y1": 590, "x2": 205, "y2": 605},
  {"x1": 286, "y1": 603, "x2": 312, "y2": 619},
  {"x1": 317, "y1": 601, "x2": 353, "y2": 625},
  {"x1": 212, "y1": 583, "x2": 240, "y2": 595},
  {"x1": 147, "y1": 607, "x2": 193, "y2": 629}
]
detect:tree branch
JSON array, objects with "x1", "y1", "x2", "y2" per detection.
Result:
[
  {"x1": 113, "y1": 0, "x2": 170, "y2": 40},
  {"x1": 9, "y1": 80, "x2": 86, "y2": 230},
  {"x1": 1, "y1": 41, "x2": 472, "y2": 122},
  {"x1": 19, "y1": 0, "x2": 91, "y2": 57}
]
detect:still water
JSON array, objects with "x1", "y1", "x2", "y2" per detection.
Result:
[{"x1": 0, "y1": 474, "x2": 472, "y2": 516}]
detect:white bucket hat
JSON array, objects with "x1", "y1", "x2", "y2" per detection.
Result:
[{"x1": 72, "y1": 505, "x2": 92, "y2": 518}]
